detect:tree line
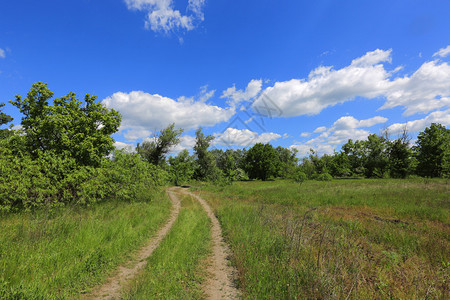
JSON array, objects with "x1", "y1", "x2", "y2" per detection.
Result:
[{"x1": 1, "y1": 83, "x2": 449, "y2": 211}]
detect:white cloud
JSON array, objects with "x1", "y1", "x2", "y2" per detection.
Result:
[
  {"x1": 291, "y1": 115, "x2": 388, "y2": 157},
  {"x1": 313, "y1": 126, "x2": 327, "y2": 133},
  {"x1": 124, "y1": 0, "x2": 206, "y2": 33},
  {"x1": 433, "y1": 45, "x2": 450, "y2": 58},
  {"x1": 254, "y1": 49, "x2": 392, "y2": 117},
  {"x1": 102, "y1": 90, "x2": 235, "y2": 134},
  {"x1": 381, "y1": 60, "x2": 450, "y2": 115},
  {"x1": 123, "y1": 128, "x2": 152, "y2": 140},
  {"x1": 0, "y1": 48, "x2": 5, "y2": 58},
  {"x1": 300, "y1": 132, "x2": 311, "y2": 137},
  {"x1": 253, "y1": 48, "x2": 450, "y2": 118},
  {"x1": 214, "y1": 128, "x2": 281, "y2": 147},
  {"x1": 169, "y1": 134, "x2": 197, "y2": 153},
  {"x1": 387, "y1": 109, "x2": 450, "y2": 135},
  {"x1": 221, "y1": 79, "x2": 262, "y2": 107},
  {"x1": 114, "y1": 141, "x2": 135, "y2": 152}
]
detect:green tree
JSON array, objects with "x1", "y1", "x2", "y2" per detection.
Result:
[
  {"x1": 413, "y1": 123, "x2": 450, "y2": 177},
  {"x1": 193, "y1": 128, "x2": 216, "y2": 180},
  {"x1": 244, "y1": 143, "x2": 280, "y2": 181},
  {"x1": 342, "y1": 139, "x2": 365, "y2": 176},
  {"x1": 275, "y1": 146, "x2": 299, "y2": 178},
  {"x1": 387, "y1": 136, "x2": 413, "y2": 178},
  {"x1": 168, "y1": 149, "x2": 196, "y2": 186},
  {"x1": 362, "y1": 134, "x2": 389, "y2": 178},
  {"x1": 0, "y1": 103, "x2": 14, "y2": 139},
  {"x1": 9, "y1": 82, "x2": 121, "y2": 166},
  {"x1": 136, "y1": 123, "x2": 183, "y2": 166}
]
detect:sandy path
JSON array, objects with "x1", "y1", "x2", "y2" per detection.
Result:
[
  {"x1": 178, "y1": 188, "x2": 240, "y2": 300},
  {"x1": 82, "y1": 188, "x2": 181, "y2": 300}
]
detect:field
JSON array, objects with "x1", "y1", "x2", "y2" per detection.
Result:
[
  {"x1": 194, "y1": 178, "x2": 449, "y2": 299},
  {"x1": 0, "y1": 178, "x2": 448, "y2": 299},
  {"x1": 0, "y1": 193, "x2": 171, "y2": 299}
]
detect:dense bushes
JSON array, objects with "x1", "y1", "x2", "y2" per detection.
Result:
[
  {"x1": 0, "y1": 151, "x2": 168, "y2": 212},
  {"x1": 0, "y1": 148, "x2": 168, "y2": 212}
]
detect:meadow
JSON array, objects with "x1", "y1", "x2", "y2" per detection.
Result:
[
  {"x1": 0, "y1": 192, "x2": 171, "y2": 299},
  {"x1": 195, "y1": 178, "x2": 449, "y2": 299}
]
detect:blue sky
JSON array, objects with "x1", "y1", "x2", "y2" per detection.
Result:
[{"x1": 1, "y1": 0, "x2": 449, "y2": 156}]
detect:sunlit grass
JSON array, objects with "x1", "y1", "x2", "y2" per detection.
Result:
[
  {"x1": 196, "y1": 178, "x2": 449, "y2": 299},
  {"x1": 122, "y1": 192, "x2": 211, "y2": 299},
  {"x1": 0, "y1": 193, "x2": 171, "y2": 299}
]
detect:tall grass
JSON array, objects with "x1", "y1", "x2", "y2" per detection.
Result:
[
  {"x1": 197, "y1": 179, "x2": 449, "y2": 299},
  {"x1": 0, "y1": 193, "x2": 171, "y2": 299},
  {"x1": 122, "y1": 192, "x2": 211, "y2": 299}
]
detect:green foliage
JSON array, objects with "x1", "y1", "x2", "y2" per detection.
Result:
[
  {"x1": 0, "y1": 150, "x2": 167, "y2": 212},
  {"x1": 362, "y1": 134, "x2": 389, "y2": 178},
  {"x1": 276, "y1": 146, "x2": 299, "y2": 178},
  {"x1": 9, "y1": 82, "x2": 121, "y2": 167},
  {"x1": 413, "y1": 123, "x2": 450, "y2": 178},
  {"x1": 193, "y1": 128, "x2": 217, "y2": 180},
  {"x1": 137, "y1": 123, "x2": 183, "y2": 166},
  {"x1": 293, "y1": 169, "x2": 307, "y2": 183},
  {"x1": 244, "y1": 143, "x2": 280, "y2": 181},
  {"x1": 316, "y1": 172, "x2": 333, "y2": 181},
  {"x1": 168, "y1": 149, "x2": 196, "y2": 186},
  {"x1": 387, "y1": 138, "x2": 413, "y2": 178},
  {"x1": 0, "y1": 103, "x2": 14, "y2": 140}
]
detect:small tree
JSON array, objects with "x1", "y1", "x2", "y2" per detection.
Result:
[
  {"x1": 169, "y1": 149, "x2": 195, "y2": 186},
  {"x1": 413, "y1": 123, "x2": 450, "y2": 178},
  {"x1": 244, "y1": 143, "x2": 280, "y2": 181},
  {"x1": 137, "y1": 123, "x2": 183, "y2": 166},
  {"x1": 193, "y1": 128, "x2": 216, "y2": 180}
]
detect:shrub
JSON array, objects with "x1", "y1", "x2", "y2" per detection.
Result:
[{"x1": 316, "y1": 173, "x2": 333, "y2": 181}]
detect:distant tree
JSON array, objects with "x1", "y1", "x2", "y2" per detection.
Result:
[
  {"x1": 413, "y1": 123, "x2": 450, "y2": 177},
  {"x1": 193, "y1": 128, "x2": 216, "y2": 180},
  {"x1": 169, "y1": 149, "x2": 196, "y2": 186},
  {"x1": 342, "y1": 139, "x2": 365, "y2": 176},
  {"x1": 137, "y1": 123, "x2": 183, "y2": 166},
  {"x1": 244, "y1": 143, "x2": 280, "y2": 181},
  {"x1": 9, "y1": 82, "x2": 121, "y2": 166},
  {"x1": 362, "y1": 134, "x2": 389, "y2": 178},
  {"x1": 330, "y1": 151, "x2": 352, "y2": 177},
  {"x1": 275, "y1": 146, "x2": 299, "y2": 178},
  {"x1": 387, "y1": 138, "x2": 412, "y2": 178}
]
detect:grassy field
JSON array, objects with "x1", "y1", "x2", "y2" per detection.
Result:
[
  {"x1": 0, "y1": 192, "x2": 171, "y2": 299},
  {"x1": 122, "y1": 191, "x2": 211, "y2": 299},
  {"x1": 195, "y1": 178, "x2": 449, "y2": 299}
]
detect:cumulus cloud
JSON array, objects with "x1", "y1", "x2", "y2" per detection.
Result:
[
  {"x1": 313, "y1": 126, "x2": 327, "y2": 133},
  {"x1": 380, "y1": 60, "x2": 450, "y2": 115},
  {"x1": 169, "y1": 134, "x2": 197, "y2": 153},
  {"x1": 0, "y1": 48, "x2": 5, "y2": 58},
  {"x1": 254, "y1": 49, "x2": 392, "y2": 117},
  {"x1": 253, "y1": 48, "x2": 450, "y2": 118},
  {"x1": 102, "y1": 90, "x2": 235, "y2": 134},
  {"x1": 433, "y1": 45, "x2": 450, "y2": 58},
  {"x1": 221, "y1": 79, "x2": 263, "y2": 107},
  {"x1": 290, "y1": 115, "x2": 388, "y2": 157},
  {"x1": 214, "y1": 128, "x2": 281, "y2": 147},
  {"x1": 387, "y1": 109, "x2": 450, "y2": 135},
  {"x1": 124, "y1": 0, "x2": 206, "y2": 33}
]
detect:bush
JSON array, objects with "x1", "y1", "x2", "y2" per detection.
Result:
[
  {"x1": 293, "y1": 170, "x2": 307, "y2": 183},
  {"x1": 0, "y1": 149, "x2": 168, "y2": 212},
  {"x1": 316, "y1": 173, "x2": 333, "y2": 181}
]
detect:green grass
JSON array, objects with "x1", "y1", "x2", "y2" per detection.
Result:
[
  {"x1": 195, "y1": 178, "x2": 449, "y2": 299},
  {"x1": 122, "y1": 192, "x2": 211, "y2": 299},
  {"x1": 0, "y1": 192, "x2": 171, "y2": 299}
]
